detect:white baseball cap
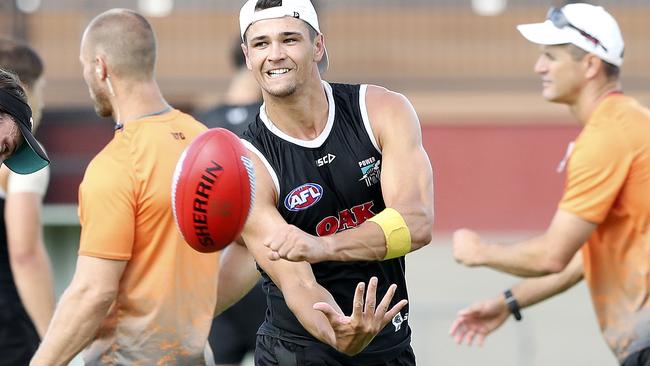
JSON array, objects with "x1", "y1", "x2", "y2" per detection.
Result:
[
  {"x1": 517, "y1": 3, "x2": 624, "y2": 67},
  {"x1": 239, "y1": 0, "x2": 329, "y2": 73}
]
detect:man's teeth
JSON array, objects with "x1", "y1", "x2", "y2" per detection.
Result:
[{"x1": 268, "y1": 68, "x2": 289, "y2": 76}]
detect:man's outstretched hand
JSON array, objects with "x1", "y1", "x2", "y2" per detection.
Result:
[
  {"x1": 313, "y1": 277, "x2": 408, "y2": 356},
  {"x1": 449, "y1": 296, "x2": 509, "y2": 347}
]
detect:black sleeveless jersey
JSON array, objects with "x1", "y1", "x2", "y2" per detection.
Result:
[{"x1": 242, "y1": 82, "x2": 411, "y2": 363}]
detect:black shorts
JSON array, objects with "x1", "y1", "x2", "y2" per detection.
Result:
[
  {"x1": 254, "y1": 334, "x2": 416, "y2": 366},
  {"x1": 623, "y1": 348, "x2": 650, "y2": 366},
  {"x1": 0, "y1": 302, "x2": 39, "y2": 366},
  {"x1": 209, "y1": 281, "x2": 266, "y2": 364}
]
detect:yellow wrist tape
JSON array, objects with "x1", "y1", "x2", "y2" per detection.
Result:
[{"x1": 368, "y1": 208, "x2": 411, "y2": 260}]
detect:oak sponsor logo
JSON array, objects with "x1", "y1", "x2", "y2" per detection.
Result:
[
  {"x1": 284, "y1": 183, "x2": 323, "y2": 212},
  {"x1": 315, "y1": 201, "x2": 376, "y2": 236},
  {"x1": 192, "y1": 160, "x2": 223, "y2": 248}
]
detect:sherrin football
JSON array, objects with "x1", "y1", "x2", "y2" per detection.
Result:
[{"x1": 172, "y1": 128, "x2": 255, "y2": 253}]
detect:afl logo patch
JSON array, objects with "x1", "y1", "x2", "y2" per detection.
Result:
[{"x1": 284, "y1": 183, "x2": 323, "y2": 212}]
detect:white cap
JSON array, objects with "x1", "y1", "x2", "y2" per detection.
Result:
[
  {"x1": 239, "y1": 0, "x2": 329, "y2": 73},
  {"x1": 517, "y1": 3, "x2": 624, "y2": 67}
]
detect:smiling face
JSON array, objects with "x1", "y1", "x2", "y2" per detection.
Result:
[
  {"x1": 534, "y1": 45, "x2": 587, "y2": 104},
  {"x1": 242, "y1": 16, "x2": 324, "y2": 98}
]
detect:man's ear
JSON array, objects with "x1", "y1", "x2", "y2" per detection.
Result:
[
  {"x1": 313, "y1": 33, "x2": 325, "y2": 63},
  {"x1": 95, "y1": 57, "x2": 108, "y2": 80},
  {"x1": 241, "y1": 43, "x2": 253, "y2": 71},
  {"x1": 584, "y1": 53, "x2": 603, "y2": 80}
]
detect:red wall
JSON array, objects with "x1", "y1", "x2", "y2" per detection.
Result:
[{"x1": 423, "y1": 124, "x2": 580, "y2": 231}]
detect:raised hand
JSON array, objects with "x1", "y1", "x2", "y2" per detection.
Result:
[
  {"x1": 313, "y1": 277, "x2": 408, "y2": 356},
  {"x1": 449, "y1": 296, "x2": 509, "y2": 346}
]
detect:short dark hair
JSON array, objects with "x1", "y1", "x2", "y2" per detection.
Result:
[
  {"x1": 244, "y1": 0, "x2": 318, "y2": 42},
  {"x1": 0, "y1": 68, "x2": 28, "y2": 117},
  {"x1": 567, "y1": 44, "x2": 620, "y2": 81},
  {"x1": 0, "y1": 39, "x2": 43, "y2": 89},
  {"x1": 254, "y1": 0, "x2": 282, "y2": 11},
  {"x1": 85, "y1": 9, "x2": 157, "y2": 81}
]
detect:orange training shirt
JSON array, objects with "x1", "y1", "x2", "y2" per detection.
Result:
[
  {"x1": 78, "y1": 109, "x2": 219, "y2": 365},
  {"x1": 559, "y1": 94, "x2": 650, "y2": 362}
]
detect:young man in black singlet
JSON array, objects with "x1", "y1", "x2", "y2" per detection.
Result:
[{"x1": 238, "y1": 1, "x2": 434, "y2": 365}]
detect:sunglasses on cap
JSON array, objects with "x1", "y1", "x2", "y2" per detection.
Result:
[{"x1": 547, "y1": 7, "x2": 608, "y2": 52}]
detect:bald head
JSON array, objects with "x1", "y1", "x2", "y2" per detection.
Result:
[{"x1": 82, "y1": 8, "x2": 156, "y2": 81}]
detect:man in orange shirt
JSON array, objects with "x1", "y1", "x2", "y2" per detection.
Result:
[
  {"x1": 450, "y1": 3, "x2": 650, "y2": 366},
  {"x1": 30, "y1": 9, "x2": 220, "y2": 365}
]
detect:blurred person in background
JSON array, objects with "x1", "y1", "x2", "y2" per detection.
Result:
[
  {"x1": 238, "y1": 0, "x2": 434, "y2": 364},
  {"x1": 451, "y1": 4, "x2": 650, "y2": 366},
  {"x1": 196, "y1": 38, "x2": 263, "y2": 135},
  {"x1": 195, "y1": 37, "x2": 266, "y2": 366},
  {"x1": 30, "y1": 9, "x2": 221, "y2": 365},
  {"x1": 0, "y1": 39, "x2": 54, "y2": 366}
]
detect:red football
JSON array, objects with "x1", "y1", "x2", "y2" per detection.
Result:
[{"x1": 172, "y1": 128, "x2": 255, "y2": 253}]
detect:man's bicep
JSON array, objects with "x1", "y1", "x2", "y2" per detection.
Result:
[
  {"x1": 545, "y1": 208, "x2": 597, "y2": 265},
  {"x1": 72, "y1": 255, "x2": 127, "y2": 292},
  {"x1": 367, "y1": 86, "x2": 433, "y2": 210}
]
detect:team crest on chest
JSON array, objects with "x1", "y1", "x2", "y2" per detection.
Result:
[
  {"x1": 358, "y1": 157, "x2": 381, "y2": 187},
  {"x1": 284, "y1": 183, "x2": 323, "y2": 211}
]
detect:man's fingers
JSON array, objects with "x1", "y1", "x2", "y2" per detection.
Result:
[
  {"x1": 383, "y1": 299, "x2": 407, "y2": 324},
  {"x1": 449, "y1": 317, "x2": 465, "y2": 336},
  {"x1": 268, "y1": 251, "x2": 280, "y2": 261},
  {"x1": 465, "y1": 329, "x2": 477, "y2": 346},
  {"x1": 376, "y1": 283, "x2": 397, "y2": 315},
  {"x1": 313, "y1": 302, "x2": 342, "y2": 324},
  {"x1": 364, "y1": 277, "x2": 378, "y2": 314},
  {"x1": 350, "y1": 282, "x2": 365, "y2": 319},
  {"x1": 453, "y1": 327, "x2": 466, "y2": 345}
]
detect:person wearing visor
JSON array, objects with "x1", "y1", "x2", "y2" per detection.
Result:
[
  {"x1": 0, "y1": 72, "x2": 49, "y2": 175},
  {"x1": 238, "y1": 0, "x2": 434, "y2": 365},
  {"x1": 451, "y1": 4, "x2": 650, "y2": 366},
  {"x1": 0, "y1": 41, "x2": 52, "y2": 365}
]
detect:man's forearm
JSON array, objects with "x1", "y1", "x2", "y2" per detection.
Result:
[
  {"x1": 481, "y1": 235, "x2": 569, "y2": 277},
  {"x1": 325, "y1": 208, "x2": 432, "y2": 262},
  {"x1": 324, "y1": 222, "x2": 386, "y2": 261},
  {"x1": 11, "y1": 242, "x2": 55, "y2": 337},
  {"x1": 31, "y1": 284, "x2": 114, "y2": 366},
  {"x1": 282, "y1": 281, "x2": 339, "y2": 347},
  {"x1": 511, "y1": 252, "x2": 584, "y2": 308}
]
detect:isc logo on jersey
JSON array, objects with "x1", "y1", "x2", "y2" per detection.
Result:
[{"x1": 284, "y1": 183, "x2": 323, "y2": 211}]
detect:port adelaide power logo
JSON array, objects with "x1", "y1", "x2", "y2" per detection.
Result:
[
  {"x1": 358, "y1": 157, "x2": 381, "y2": 187},
  {"x1": 284, "y1": 183, "x2": 323, "y2": 212}
]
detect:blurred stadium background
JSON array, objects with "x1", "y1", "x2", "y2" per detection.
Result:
[{"x1": 2, "y1": 0, "x2": 646, "y2": 364}]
